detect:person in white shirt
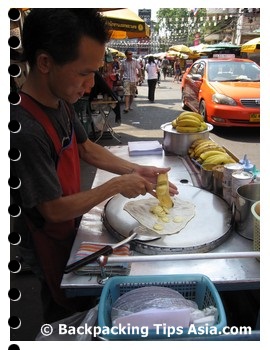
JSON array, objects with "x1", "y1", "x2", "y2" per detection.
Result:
[{"x1": 145, "y1": 56, "x2": 158, "y2": 102}]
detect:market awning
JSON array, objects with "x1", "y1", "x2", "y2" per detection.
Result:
[
  {"x1": 168, "y1": 44, "x2": 193, "y2": 54},
  {"x1": 200, "y1": 42, "x2": 241, "y2": 53},
  {"x1": 107, "y1": 47, "x2": 125, "y2": 58},
  {"x1": 101, "y1": 8, "x2": 150, "y2": 39}
]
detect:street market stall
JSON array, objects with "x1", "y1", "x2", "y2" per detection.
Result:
[{"x1": 61, "y1": 144, "x2": 260, "y2": 340}]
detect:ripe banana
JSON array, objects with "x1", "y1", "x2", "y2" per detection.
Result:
[
  {"x1": 198, "y1": 123, "x2": 208, "y2": 131},
  {"x1": 189, "y1": 138, "x2": 209, "y2": 151},
  {"x1": 203, "y1": 154, "x2": 236, "y2": 166},
  {"x1": 176, "y1": 111, "x2": 204, "y2": 122},
  {"x1": 198, "y1": 149, "x2": 227, "y2": 162},
  {"x1": 176, "y1": 126, "x2": 200, "y2": 133},
  {"x1": 176, "y1": 118, "x2": 201, "y2": 128},
  {"x1": 193, "y1": 141, "x2": 218, "y2": 157},
  {"x1": 156, "y1": 173, "x2": 173, "y2": 209},
  {"x1": 172, "y1": 119, "x2": 177, "y2": 128},
  {"x1": 194, "y1": 144, "x2": 226, "y2": 159}
]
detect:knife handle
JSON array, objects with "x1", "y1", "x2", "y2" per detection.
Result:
[{"x1": 64, "y1": 245, "x2": 113, "y2": 274}]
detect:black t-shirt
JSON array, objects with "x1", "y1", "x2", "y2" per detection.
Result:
[{"x1": 10, "y1": 96, "x2": 88, "y2": 236}]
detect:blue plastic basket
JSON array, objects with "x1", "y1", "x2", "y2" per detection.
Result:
[{"x1": 97, "y1": 274, "x2": 227, "y2": 340}]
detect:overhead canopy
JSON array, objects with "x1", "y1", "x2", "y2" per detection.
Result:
[
  {"x1": 107, "y1": 47, "x2": 125, "y2": 58},
  {"x1": 101, "y1": 8, "x2": 150, "y2": 39},
  {"x1": 189, "y1": 43, "x2": 209, "y2": 52},
  {"x1": 200, "y1": 42, "x2": 241, "y2": 53},
  {"x1": 168, "y1": 44, "x2": 193, "y2": 54},
  {"x1": 166, "y1": 50, "x2": 189, "y2": 59},
  {"x1": 241, "y1": 37, "x2": 260, "y2": 53}
]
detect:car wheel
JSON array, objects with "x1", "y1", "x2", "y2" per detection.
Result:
[
  {"x1": 199, "y1": 100, "x2": 207, "y2": 121},
  {"x1": 181, "y1": 89, "x2": 191, "y2": 110}
]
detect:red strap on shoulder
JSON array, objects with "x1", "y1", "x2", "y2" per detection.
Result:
[{"x1": 19, "y1": 93, "x2": 62, "y2": 154}]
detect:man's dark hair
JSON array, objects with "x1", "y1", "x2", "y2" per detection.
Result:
[
  {"x1": 22, "y1": 8, "x2": 109, "y2": 68},
  {"x1": 125, "y1": 49, "x2": 132, "y2": 56}
]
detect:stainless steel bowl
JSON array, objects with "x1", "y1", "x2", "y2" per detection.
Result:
[{"x1": 161, "y1": 122, "x2": 213, "y2": 156}]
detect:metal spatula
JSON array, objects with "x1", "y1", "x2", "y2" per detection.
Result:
[{"x1": 64, "y1": 226, "x2": 160, "y2": 274}]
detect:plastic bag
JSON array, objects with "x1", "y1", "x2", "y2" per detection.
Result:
[
  {"x1": 111, "y1": 286, "x2": 198, "y2": 328},
  {"x1": 35, "y1": 305, "x2": 98, "y2": 341}
]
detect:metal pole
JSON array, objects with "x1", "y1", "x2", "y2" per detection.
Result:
[{"x1": 104, "y1": 251, "x2": 260, "y2": 264}]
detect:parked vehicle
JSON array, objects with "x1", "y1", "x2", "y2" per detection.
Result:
[{"x1": 181, "y1": 58, "x2": 260, "y2": 127}]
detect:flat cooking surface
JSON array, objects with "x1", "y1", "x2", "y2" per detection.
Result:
[{"x1": 103, "y1": 185, "x2": 232, "y2": 254}]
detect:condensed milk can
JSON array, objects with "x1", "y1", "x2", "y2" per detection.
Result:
[
  {"x1": 222, "y1": 163, "x2": 244, "y2": 205},
  {"x1": 231, "y1": 170, "x2": 254, "y2": 203},
  {"x1": 223, "y1": 163, "x2": 244, "y2": 187}
]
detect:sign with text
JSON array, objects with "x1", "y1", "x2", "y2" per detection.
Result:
[{"x1": 138, "y1": 9, "x2": 151, "y2": 26}]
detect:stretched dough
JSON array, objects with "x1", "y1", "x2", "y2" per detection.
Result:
[{"x1": 124, "y1": 197, "x2": 195, "y2": 235}]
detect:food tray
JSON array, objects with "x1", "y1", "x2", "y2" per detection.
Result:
[{"x1": 97, "y1": 274, "x2": 226, "y2": 340}]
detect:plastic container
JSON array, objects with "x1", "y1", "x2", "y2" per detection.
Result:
[{"x1": 97, "y1": 274, "x2": 227, "y2": 340}]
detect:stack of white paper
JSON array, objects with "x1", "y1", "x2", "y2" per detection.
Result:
[{"x1": 128, "y1": 141, "x2": 163, "y2": 156}]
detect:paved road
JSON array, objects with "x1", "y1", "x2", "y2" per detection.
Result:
[{"x1": 108, "y1": 77, "x2": 260, "y2": 169}]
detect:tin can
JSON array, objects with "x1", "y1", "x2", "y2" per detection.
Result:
[
  {"x1": 222, "y1": 184, "x2": 232, "y2": 205},
  {"x1": 222, "y1": 163, "x2": 244, "y2": 187},
  {"x1": 231, "y1": 170, "x2": 254, "y2": 202},
  {"x1": 213, "y1": 165, "x2": 224, "y2": 196},
  {"x1": 234, "y1": 183, "x2": 260, "y2": 239}
]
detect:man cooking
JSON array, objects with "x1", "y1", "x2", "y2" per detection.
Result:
[{"x1": 10, "y1": 8, "x2": 178, "y2": 323}]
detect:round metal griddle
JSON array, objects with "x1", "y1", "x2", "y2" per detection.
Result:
[{"x1": 103, "y1": 185, "x2": 232, "y2": 255}]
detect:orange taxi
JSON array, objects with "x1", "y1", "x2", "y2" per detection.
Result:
[{"x1": 181, "y1": 58, "x2": 260, "y2": 127}]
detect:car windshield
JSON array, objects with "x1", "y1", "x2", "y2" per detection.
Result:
[{"x1": 207, "y1": 61, "x2": 260, "y2": 82}]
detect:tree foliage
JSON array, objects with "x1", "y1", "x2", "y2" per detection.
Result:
[{"x1": 155, "y1": 8, "x2": 220, "y2": 47}]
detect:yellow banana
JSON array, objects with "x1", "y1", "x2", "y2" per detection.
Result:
[
  {"x1": 176, "y1": 126, "x2": 200, "y2": 133},
  {"x1": 187, "y1": 112, "x2": 204, "y2": 122},
  {"x1": 193, "y1": 139, "x2": 216, "y2": 150},
  {"x1": 199, "y1": 149, "x2": 227, "y2": 161},
  {"x1": 156, "y1": 173, "x2": 173, "y2": 209},
  {"x1": 177, "y1": 111, "x2": 195, "y2": 119},
  {"x1": 189, "y1": 138, "x2": 209, "y2": 150},
  {"x1": 193, "y1": 141, "x2": 218, "y2": 157},
  {"x1": 195, "y1": 145, "x2": 225, "y2": 158},
  {"x1": 171, "y1": 119, "x2": 177, "y2": 128},
  {"x1": 198, "y1": 123, "x2": 208, "y2": 132},
  {"x1": 203, "y1": 154, "x2": 236, "y2": 165},
  {"x1": 177, "y1": 111, "x2": 204, "y2": 123},
  {"x1": 176, "y1": 118, "x2": 201, "y2": 128}
]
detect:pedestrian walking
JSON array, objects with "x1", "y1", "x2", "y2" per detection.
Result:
[
  {"x1": 161, "y1": 57, "x2": 169, "y2": 80},
  {"x1": 145, "y1": 56, "x2": 158, "y2": 103},
  {"x1": 173, "y1": 58, "x2": 182, "y2": 83},
  {"x1": 120, "y1": 50, "x2": 142, "y2": 113}
]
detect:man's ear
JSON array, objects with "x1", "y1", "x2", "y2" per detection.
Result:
[{"x1": 36, "y1": 52, "x2": 52, "y2": 74}]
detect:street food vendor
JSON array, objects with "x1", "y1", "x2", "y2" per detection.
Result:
[{"x1": 10, "y1": 8, "x2": 178, "y2": 323}]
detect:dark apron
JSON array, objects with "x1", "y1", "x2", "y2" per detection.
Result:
[{"x1": 19, "y1": 93, "x2": 81, "y2": 310}]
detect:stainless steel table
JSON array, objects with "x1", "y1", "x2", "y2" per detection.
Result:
[{"x1": 61, "y1": 145, "x2": 260, "y2": 296}]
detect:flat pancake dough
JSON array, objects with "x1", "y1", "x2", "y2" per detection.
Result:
[{"x1": 124, "y1": 197, "x2": 196, "y2": 235}]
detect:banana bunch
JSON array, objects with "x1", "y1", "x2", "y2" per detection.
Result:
[
  {"x1": 188, "y1": 139, "x2": 236, "y2": 166},
  {"x1": 172, "y1": 111, "x2": 208, "y2": 133}
]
